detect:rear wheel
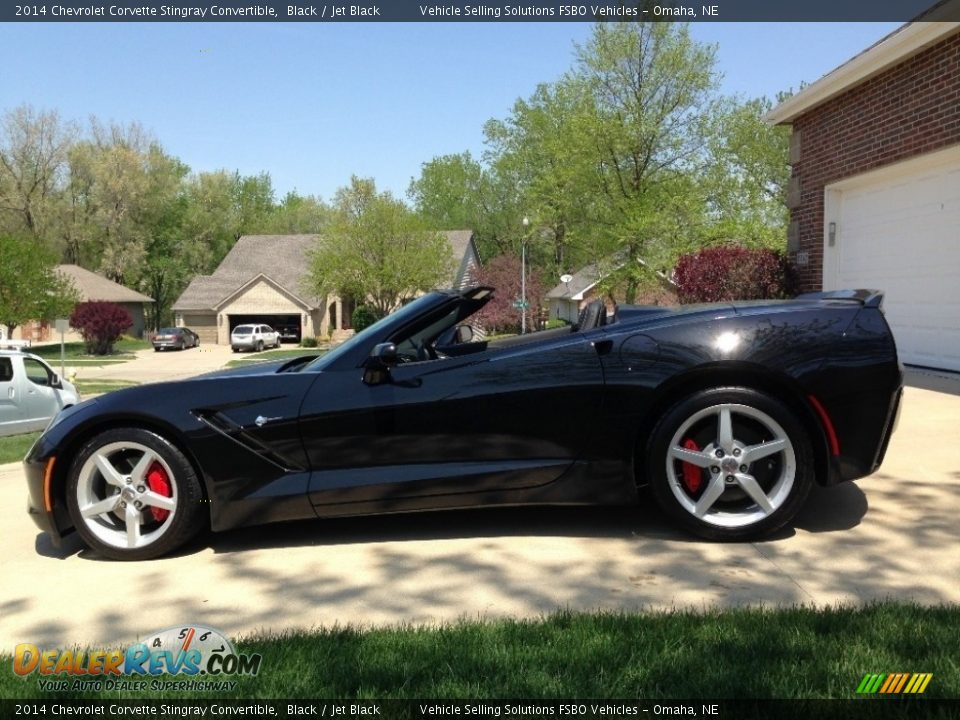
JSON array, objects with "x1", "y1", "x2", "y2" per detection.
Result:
[
  {"x1": 647, "y1": 387, "x2": 813, "y2": 541},
  {"x1": 65, "y1": 428, "x2": 205, "y2": 560}
]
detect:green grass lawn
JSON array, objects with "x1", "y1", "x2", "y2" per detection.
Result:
[
  {"x1": 1, "y1": 604, "x2": 958, "y2": 700},
  {"x1": 74, "y1": 379, "x2": 139, "y2": 395},
  {"x1": 225, "y1": 348, "x2": 326, "y2": 368},
  {"x1": 30, "y1": 337, "x2": 151, "y2": 366},
  {"x1": 0, "y1": 431, "x2": 39, "y2": 464}
]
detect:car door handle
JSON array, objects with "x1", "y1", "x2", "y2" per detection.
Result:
[{"x1": 6, "y1": 387, "x2": 13, "y2": 399}]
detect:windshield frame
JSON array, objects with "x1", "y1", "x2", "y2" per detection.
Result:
[{"x1": 304, "y1": 292, "x2": 450, "y2": 372}]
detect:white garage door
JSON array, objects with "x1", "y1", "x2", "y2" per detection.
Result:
[{"x1": 824, "y1": 145, "x2": 960, "y2": 372}]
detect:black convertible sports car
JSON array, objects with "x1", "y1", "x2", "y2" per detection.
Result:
[{"x1": 25, "y1": 286, "x2": 902, "y2": 560}]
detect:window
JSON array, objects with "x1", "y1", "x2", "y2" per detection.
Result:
[
  {"x1": 0, "y1": 358, "x2": 12, "y2": 383},
  {"x1": 22, "y1": 358, "x2": 51, "y2": 386}
]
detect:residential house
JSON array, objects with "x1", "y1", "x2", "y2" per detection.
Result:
[
  {"x1": 766, "y1": 19, "x2": 960, "y2": 371},
  {"x1": 172, "y1": 231, "x2": 481, "y2": 345}
]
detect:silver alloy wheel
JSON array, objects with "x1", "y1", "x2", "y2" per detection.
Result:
[
  {"x1": 665, "y1": 403, "x2": 796, "y2": 528},
  {"x1": 74, "y1": 440, "x2": 178, "y2": 550}
]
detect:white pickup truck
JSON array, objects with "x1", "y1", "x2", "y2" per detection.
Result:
[{"x1": 0, "y1": 351, "x2": 80, "y2": 437}]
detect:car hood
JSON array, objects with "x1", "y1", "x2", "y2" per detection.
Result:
[{"x1": 200, "y1": 360, "x2": 291, "y2": 378}]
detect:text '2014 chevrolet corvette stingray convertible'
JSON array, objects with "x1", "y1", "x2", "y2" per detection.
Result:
[{"x1": 25, "y1": 286, "x2": 902, "y2": 560}]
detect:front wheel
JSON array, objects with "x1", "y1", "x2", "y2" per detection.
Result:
[
  {"x1": 256, "y1": 340, "x2": 264, "y2": 352},
  {"x1": 647, "y1": 387, "x2": 813, "y2": 541},
  {"x1": 65, "y1": 428, "x2": 206, "y2": 560}
]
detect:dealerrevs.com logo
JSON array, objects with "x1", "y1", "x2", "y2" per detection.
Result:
[{"x1": 13, "y1": 625, "x2": 261, "y2": 692}]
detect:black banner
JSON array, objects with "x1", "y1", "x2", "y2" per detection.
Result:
[
  {"x1": 2, "y1": 699, "x2": 959, "y2": 720},
  {"x1": 3, "y1": 0, "x2": 960, "y2": 23}
]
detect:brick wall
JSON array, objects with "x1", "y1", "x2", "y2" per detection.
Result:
[{"x1": 789, "y1": 30, "x2": 960, "y2": 291}]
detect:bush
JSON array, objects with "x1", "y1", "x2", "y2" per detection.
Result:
[
  {"x1": 352, "y1": 305, "x2": 381, "y2": 332},
  {"x1": 300, "y1": 336, "x2": 318, "y2": 348},
  {"x1": 673, "y1": 246, "x2": 797, "y2": 304},
  {"x1": 69, "y1": 302, "x2": 133, "y2": 355}
]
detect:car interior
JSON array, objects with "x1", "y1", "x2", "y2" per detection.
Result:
[{"x1": 392, "y1": 296, "x2": 614, "y2": 363}]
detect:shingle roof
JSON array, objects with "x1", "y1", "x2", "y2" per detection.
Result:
[
  {"x1": 547, "y1": 263, "x2": 603, "y2": 301},
  {"x1": 56, "y1": 265, "x2": 154, "y2": 304},
  {"x1": 172, "y1": 231, "x2": 476, "y2": 312},
  {"x1": 173, "y1": 235, "x2": 321, "y2": 311}
]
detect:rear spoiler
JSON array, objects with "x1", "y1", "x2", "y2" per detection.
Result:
[{"x1": 796, "y1": 289, "x2": 884, "y2": 309}]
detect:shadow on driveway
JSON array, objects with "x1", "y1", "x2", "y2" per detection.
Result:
[{"x1": 904, "y1": 365, "x2": 960, "y2": 396}]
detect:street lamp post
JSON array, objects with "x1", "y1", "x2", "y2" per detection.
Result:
[{"x1": 521, "y1": 216, "x2": 529, "y2": 334}]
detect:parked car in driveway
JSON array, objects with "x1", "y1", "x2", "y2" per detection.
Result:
[
  {"x1": 277, "y1": 324, "x2": 301, "y2": 343},
  {"x1": 151, "y1": 327, "x2": 199, "y2": 351},
  {"x1": 23, "y1": 286, "x2": 902, "y2": 560},
  {"x1": 0, "y1": 351, "x2": 80, "y2": 437},
  {"x1": 230, "y1": 324, "x2": 280, "y2": 352}
]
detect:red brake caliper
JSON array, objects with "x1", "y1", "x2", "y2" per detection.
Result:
[
  {"x1": 680, "y1": 438, "x2": 704, "y2": 494},
  {"x1": 146, "y1": 462, "x2": 172, "y2": 522}
]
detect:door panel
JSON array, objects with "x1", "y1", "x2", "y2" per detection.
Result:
[
  {"x1": 303, "y1": 337, "x2": 604, "y2": 509},
  {"x1": 19, "y1": 357, "x2": 59, "y2": 428}
]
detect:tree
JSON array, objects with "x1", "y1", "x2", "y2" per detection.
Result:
[
  {"x1": 268, "y1": 191, "x2": 331, "y2": 234},
  {"x1": 54, "y1": 121, "x2": 188, "y2": 287},
  {"x1": 483, "y1": 81, "x2": 598, "y2": 276},
  {"x1": 308, "y1": 177, "x2": 455, "y2": 317},
  {"x1": 408, "y1": 151, "x2": 525, "y2": 262},
  {"x1": 0, "y1": 105, "x2": 75, "y2": 242},
  {"x1": 70, "y1": 301, "x2": 133, "y2": 355},
  {"x1": 573, "y1": 21, "x2": 721, "y2": 302},
  {"x1": 474, "y1": 254, "x2": 546, "y2": 334},
  {"x1": 0, "y1": 234, "x2": 77, "y2": 338},
  {"x1": 699, "y1": 96, "x2": 791, "y2": 248}
]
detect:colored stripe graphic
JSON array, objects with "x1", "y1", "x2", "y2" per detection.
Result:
[{"x1": 858, "y1": 673, "x2": 932, "y2": 694}]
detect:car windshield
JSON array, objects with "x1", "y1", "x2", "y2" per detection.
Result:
[
  {"x1": 233, "y1": 326, "x2": 253, "y2": 335},
  {"x1": 158, "y1": 328, "x2": 178, "y2": 334},
  {"x1": 305, "y1": 293, "x2": 444, "y2": 371}
]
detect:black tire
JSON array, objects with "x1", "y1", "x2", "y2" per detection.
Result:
[
  {"x1": 65, "y1": 428, "x2": 206, "y2": 561},
  {"x1": 232, "y1": 347, "x2": 239, "y2": 353},
  {"x1": 256, "y1": 340, "x2": 264, "y2": 352},
  {"x1": 646, "y1": 387, "x2": 813, "y2": 541}
]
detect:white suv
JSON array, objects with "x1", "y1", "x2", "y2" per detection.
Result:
[
  {"x1": 230, "y1": 324, "x2": 280, "y2": 353},
  {"x1": 0, "y1": 351, "x2": 80, "y2": 437}
]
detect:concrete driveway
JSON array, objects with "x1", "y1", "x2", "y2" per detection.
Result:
[
  {"x1": 1, "y1": 383, "x2": 958, "y2": 650},
  {"x1": 73, "y1": 343, "x2": 237, "y2": 384}
]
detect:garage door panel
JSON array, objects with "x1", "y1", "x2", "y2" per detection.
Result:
[
  {"x1": 181, "y1": 314, "x2": 217, "y2": 344},
  {"x1": 827, "y1": 148, "x2": 960, "y2": 372}
]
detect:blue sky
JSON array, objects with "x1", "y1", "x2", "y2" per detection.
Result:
[{"x1": 1, "y1": 22, "x2": 899, "y2": 201}]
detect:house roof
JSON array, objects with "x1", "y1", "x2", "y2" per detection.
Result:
[
  {"x1": 172, "y1": 231, "x2": 477, "y2": 312},
  {"x1": 547, "y1": 263, "x2": 604, "y2": 301},
  {"x1": 56, "y1": 264, "x2": 154, "y2": 304},
  {"x1": 173, "y1": 234, "x2": 321, "y2": 312},
  {"x1": 765, "y1": 20, "x2": 960, "y2": 125}
]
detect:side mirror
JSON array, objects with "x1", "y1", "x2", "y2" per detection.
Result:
[
  {"x1": 455, "y1": 324, "x2": 474, "y2": 344},
  {"x1": 363, "y1": 342, "x2": 398, "y2": 385},
  {"x1": 50, "y1": 374, "x2": 63, "y2": 389},
  {"x1": 369, "y1": 342, "x2": 398, "y2": 366}
]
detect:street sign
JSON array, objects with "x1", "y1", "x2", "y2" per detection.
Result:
[
  {"x1": 55, "y1": 318, "x2": 70, "y2": 377},
  {"x1": 511, "y1": 299, "x2": 530, "y2": 309}
]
